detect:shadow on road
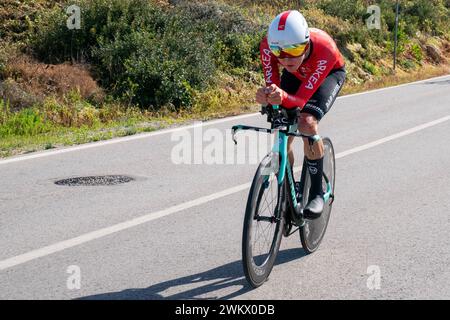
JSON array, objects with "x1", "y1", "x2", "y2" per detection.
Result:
[{"x1": 77, "y1": 247, "x2": 308, "y2": 300}]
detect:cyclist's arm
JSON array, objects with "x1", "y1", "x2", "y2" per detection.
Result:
[
  {"x1": 259, "y1": 37, "x2": 281, "y2": 87},
  {"x1": 281, "y1": 49, "x2": 337, "y2": 109}
]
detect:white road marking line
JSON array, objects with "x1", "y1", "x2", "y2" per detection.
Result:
[
  {"x1": 1, "y1": 74, "x2": 448, "y2": 165},
  {"x1": 335, "y1": 115, "x2": 450, "y2": 159},
  {"x1": 1, "y1": 114, "x2": 449, "y2": 271},
  {"x1": 337, "y1": 74, "x2": 449, "y2": 99},
  {"x1": 0, "y1": 183, "x2": 252, "y2": 271}
]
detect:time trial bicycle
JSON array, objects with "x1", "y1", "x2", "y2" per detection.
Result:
[{"x1": 231, "y1": 104, "x2": 335, "y2": 288}]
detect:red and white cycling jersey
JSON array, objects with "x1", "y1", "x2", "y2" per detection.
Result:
[{"x1": 259, "y1": 28, "x2": 345, "y2": 109}]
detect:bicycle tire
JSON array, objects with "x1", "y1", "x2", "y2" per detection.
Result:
[
  {"x1": 242, "y1": 153, "x2": 284, "y2": 288},
  {"x1": 299, "y1": 137, "x2": 336, "y2": 253}
]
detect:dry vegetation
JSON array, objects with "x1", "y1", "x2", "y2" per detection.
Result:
[{"x1": 2, "y1": 54, "x2": 103, "y2": 110}]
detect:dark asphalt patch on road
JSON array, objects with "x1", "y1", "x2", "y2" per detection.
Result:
[{"x1": 54, "y1": 175, "x2": 134, "y2": 186}]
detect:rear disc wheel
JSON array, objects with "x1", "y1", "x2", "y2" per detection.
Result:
[{"x1": 299, "y1": 137, "x2": 335, "y2": 253}]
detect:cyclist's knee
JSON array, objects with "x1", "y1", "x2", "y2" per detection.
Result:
[{"x1": 298, "y1": 113, "x2": 319, "y2": 135}]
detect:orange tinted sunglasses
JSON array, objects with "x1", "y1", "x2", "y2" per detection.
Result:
[{"x1": 269, "y1": 42, "x2": 309, "y2": 58}]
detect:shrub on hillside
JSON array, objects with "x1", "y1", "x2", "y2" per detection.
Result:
[
  {"x1": 96, "y1": 29, "x2": 216, "y2": 108},
  {"x1": 402, "y1": 0, "x2": 449, "y2": 36},
  {"x1": 316, "y1": 0, "x2": 449, "y2": 40},
  {"x1": 29, "y1": 0, "x2": 264, "y2": 110},
  {"x1": 0, "y1": 0, "x2": 58, "y2": 43}
]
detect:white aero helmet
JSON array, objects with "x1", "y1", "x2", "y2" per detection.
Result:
[{"x1": 267, "y1": 10, "x2": 310, "y2": 57}]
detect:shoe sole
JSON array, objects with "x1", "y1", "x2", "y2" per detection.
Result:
[{"x1": 303, "y1": 209, "x2": 323, "y2": 220}]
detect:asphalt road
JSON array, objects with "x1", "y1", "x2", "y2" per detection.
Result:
[{"x1": 0, "y1": 75, "x2": 449, "y2": 300}]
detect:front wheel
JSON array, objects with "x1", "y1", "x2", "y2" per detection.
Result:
[
  {"x1": 299, "y1": 137, "x2": 336, "y2": 253},
  {"x1": 242, "y1": 153, "x2": 284, "y2": 288}
]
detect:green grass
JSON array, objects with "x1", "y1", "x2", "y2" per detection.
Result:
[
  {"x1": 0, "y1": 96, "x2": 179, "y2": 157},
  {"x1": 0, "y1": 118, "x2": 166, "y2": 158},
  {"x1": 363, "y1": 61, "x2": 381, "y2": 76}
]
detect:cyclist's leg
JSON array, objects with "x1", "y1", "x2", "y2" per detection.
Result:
[
  {"x1": 286, "y1": 108, "x2": 299, "y2": 167},
  {"x1": 300, "y1": 68, "x2": 346, "y2": 217},
  {"x1": 287, "y1": 136, "x2": 295, "y2": 169},
  {"x1": 280, "y1": 69, "x2": 302, "y2": 169}
]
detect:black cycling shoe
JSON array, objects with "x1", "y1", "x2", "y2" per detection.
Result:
[{"x1": 303, "y1": 195, "x2": 324, "y2": 220}]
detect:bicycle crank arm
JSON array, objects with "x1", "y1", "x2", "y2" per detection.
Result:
[
  {"x1": 291, "y1": 205, "x2": 306, "y2": 227},
  {"x1": 254, "y1": 214, "x2": 280, "y2": 223}
]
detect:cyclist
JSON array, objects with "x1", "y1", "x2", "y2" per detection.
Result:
[{"x1": 256, "y1": 10, "x2": 346, "y2": 219}]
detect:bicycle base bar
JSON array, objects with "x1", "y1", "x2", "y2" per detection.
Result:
[{"x1": 231, "y1": 125, "x2": 315, "y2": 145}]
